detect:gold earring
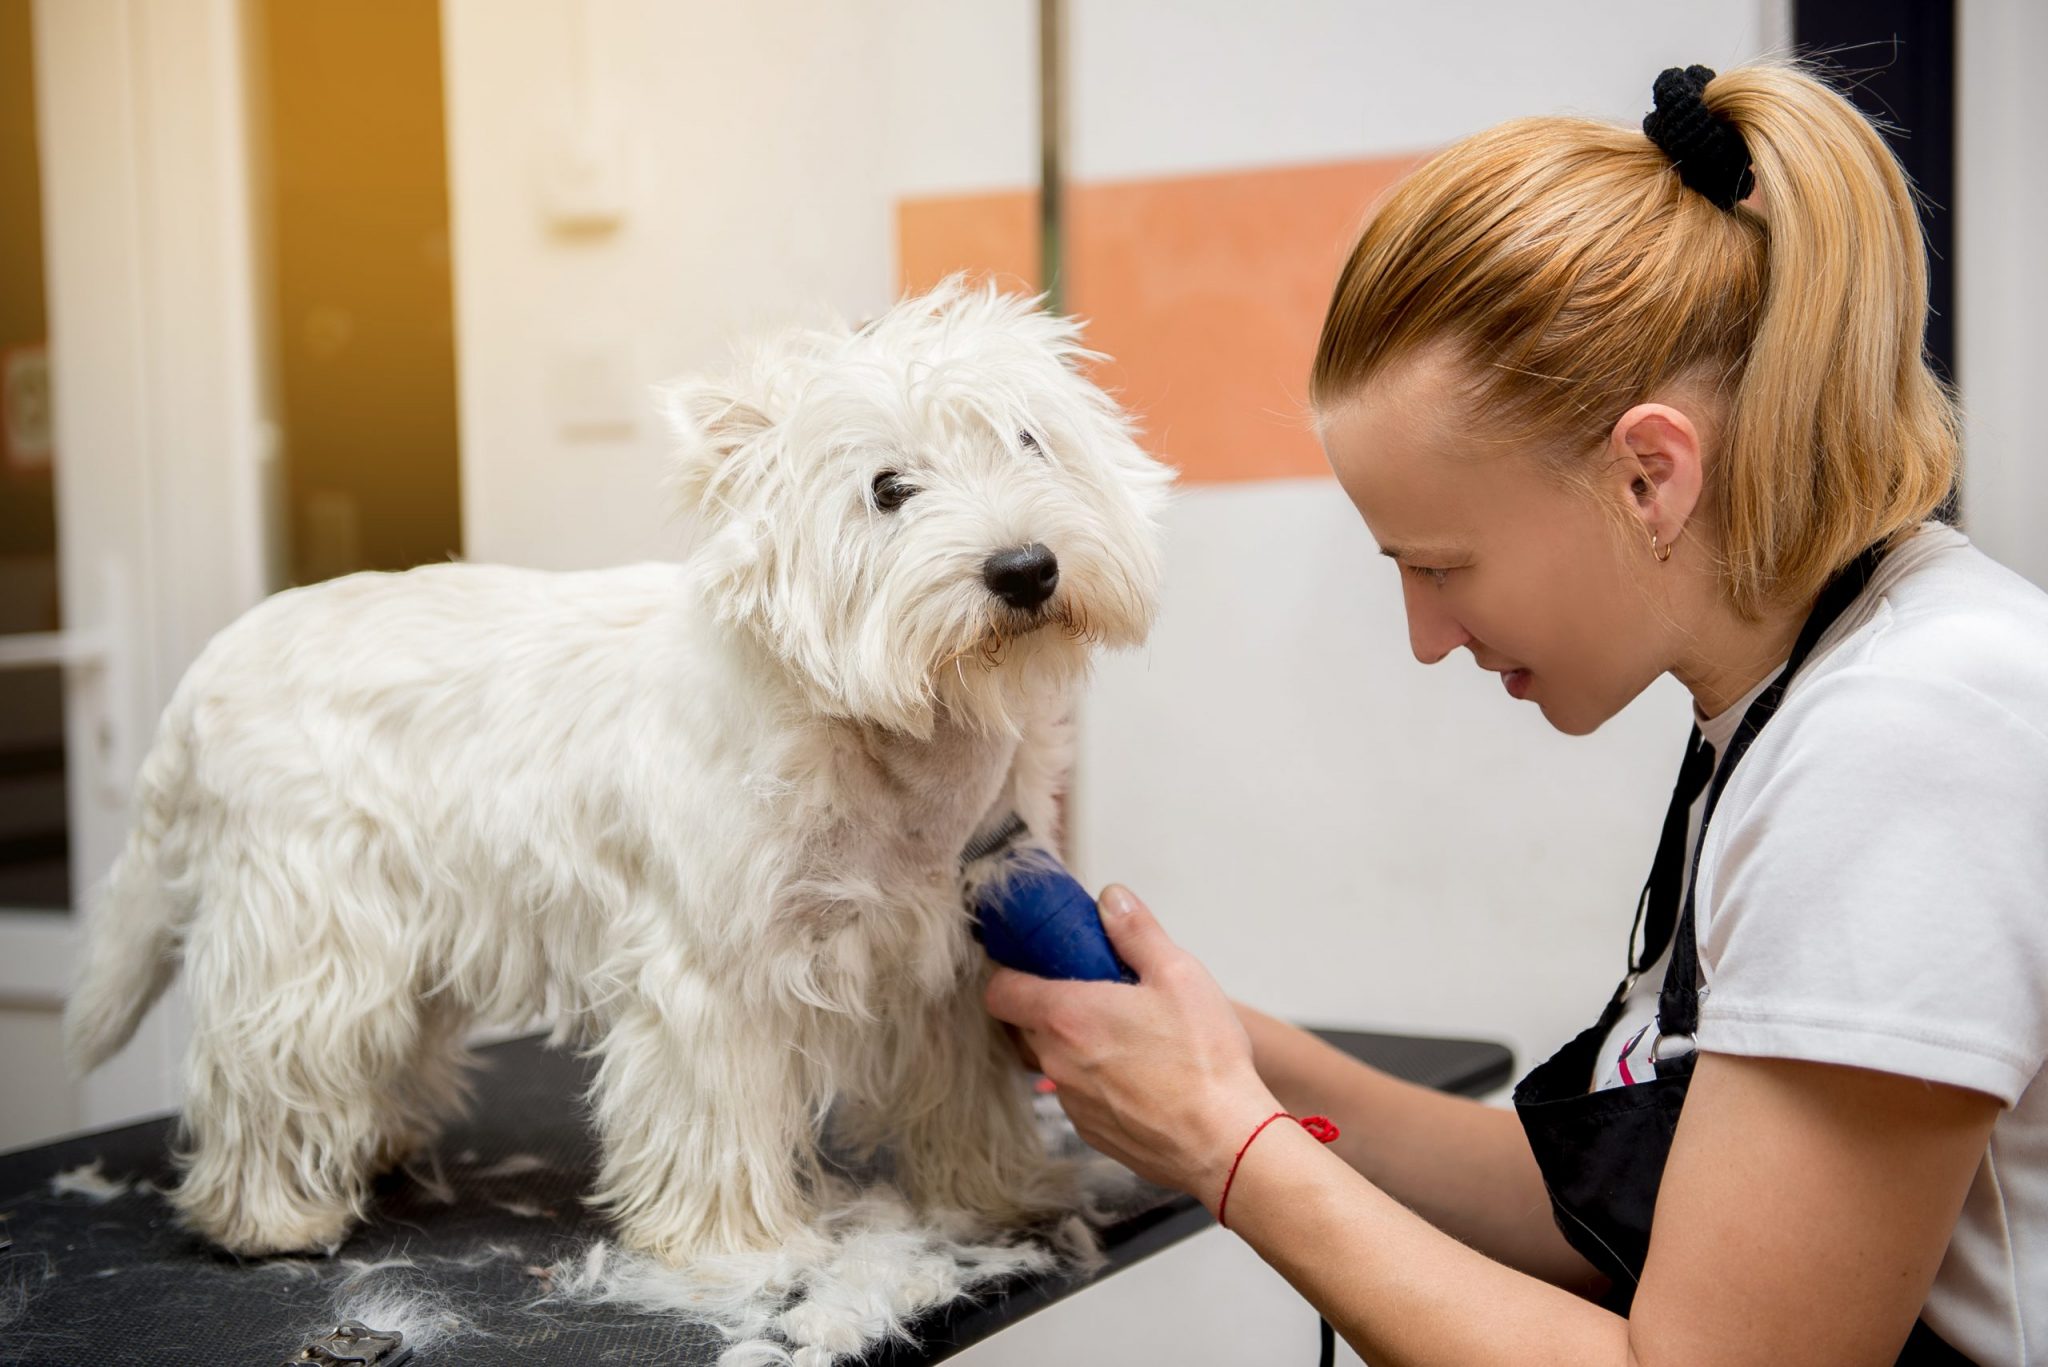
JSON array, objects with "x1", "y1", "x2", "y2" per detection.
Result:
[{"x1": 1650, "y1": 531, "x2": 1673, "y2": 563}]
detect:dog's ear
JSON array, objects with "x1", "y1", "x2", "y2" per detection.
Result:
[{"x1": 658, "y1": 378, "x2": 772, "y2": 516}]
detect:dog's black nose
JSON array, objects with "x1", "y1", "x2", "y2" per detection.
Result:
[{"x1": 983, "y1": 543, "x2": 1059, "y2": 611}]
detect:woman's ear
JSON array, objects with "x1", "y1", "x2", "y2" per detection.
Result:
[{"x1": 1609, "y1": 402, "x2": 1705, "y2": 545}]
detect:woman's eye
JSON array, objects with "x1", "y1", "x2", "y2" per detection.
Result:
[
  {"x1": 871, "y1": 471, "x2": 919, "y2": 511},
  {"x1": 1018, "y1": 429, "x2": 1042, "y2": 455},
  {"x1": 1402, "y1": 564, "x2": 1451, "y2": 587}
]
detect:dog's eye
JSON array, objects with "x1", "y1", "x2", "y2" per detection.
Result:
[
  {"x1": 871, "y1": 471, "x2": 919, "y2": 512},
  {"x1": 1018, "y1": 430, "x2": 1043, "y2": 456}
]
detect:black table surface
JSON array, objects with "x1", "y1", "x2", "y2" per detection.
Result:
[{"x1": 0, "y1": 1027, "x2": 1510, "y2": 1365}]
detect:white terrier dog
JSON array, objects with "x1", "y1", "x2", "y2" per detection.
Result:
[{"x1": 63, "y1": 280, "x2": 1171, "y2": 1263}]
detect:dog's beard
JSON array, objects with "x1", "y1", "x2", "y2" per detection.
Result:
[
  {"x1": 939, "y1": 598, "x2": 1100, "y2": 671},
  {"x1": 909, "y1": 596, "x2": 1108, "y2": 738}
]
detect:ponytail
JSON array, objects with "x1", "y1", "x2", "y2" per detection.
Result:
[{"x1": 1704, "y1": 64, "x2": 1958, "y2": 612}]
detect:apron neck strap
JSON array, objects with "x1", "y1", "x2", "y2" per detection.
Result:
[{"x1": 1655, "y1": 540, "x2": 1891, "y2": 1037}]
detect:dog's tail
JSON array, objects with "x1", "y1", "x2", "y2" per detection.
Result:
[{"x1": 63, "y1": 733, "x2": 192, "y2": 1075}]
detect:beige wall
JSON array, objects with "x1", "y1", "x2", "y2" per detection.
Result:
[
  {"x1": 441, "y1": 0, "x2": 902, "y2": 571},
  {"x1": 0, "y1": 1005, "x2": 72, "y2": 1151}
]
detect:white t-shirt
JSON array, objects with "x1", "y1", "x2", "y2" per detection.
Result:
[{"x1": 1589, "y1": 523, "x2": 2048, "y2": 1365}]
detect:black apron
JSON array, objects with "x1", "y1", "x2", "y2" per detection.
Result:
[{"x1": 1511, "y1": 543, "x2": 1978, "y2": 1365}]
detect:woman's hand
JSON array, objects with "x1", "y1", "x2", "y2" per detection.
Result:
[{"x1": 982, "y1": 885, "x2": 1283, "y2": 1210}]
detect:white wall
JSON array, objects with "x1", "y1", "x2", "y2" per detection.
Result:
[
  {"x1": 958, "y1": 1222, "x2": 1376, "y2": 1367},
  {"x1": 881, "y1": 0, "x2": 1038, "y2": 200},
  {"x1": 1957, "y1": 0, "x2": 2048, "y2": 591},
  {"x1": 1069, "y1": 0, "x2": 1789, "y2": 181}
]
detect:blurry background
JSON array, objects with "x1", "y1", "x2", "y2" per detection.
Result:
[{"x1": 0, "y1": 2, "x2": 2040, "y2": 1352}]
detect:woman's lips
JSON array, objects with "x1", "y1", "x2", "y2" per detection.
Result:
[{"x1": 1502, "y1": 669, "x2": 1532, "y2": 700}]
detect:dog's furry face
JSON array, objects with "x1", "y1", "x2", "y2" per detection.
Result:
[{"x1": 662, "y1": 280, "x2": 1172, "y2": 736}]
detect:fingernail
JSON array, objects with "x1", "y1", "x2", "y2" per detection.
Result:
[{"x1": 1101, "y1": 886, "x2": 1136, "y2": 916}]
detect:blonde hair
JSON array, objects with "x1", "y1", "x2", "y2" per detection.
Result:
[{"x1": 1311, "y1": 61, "x2": 1958, "y2": 619}]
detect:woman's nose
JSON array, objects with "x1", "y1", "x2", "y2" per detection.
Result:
[{"x1": 1403, "y1": 581, "x2": 1471, "y2": 665}]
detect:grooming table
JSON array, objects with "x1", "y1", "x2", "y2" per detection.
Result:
[{"x1": 0, "y1": 1028, "x2": 1510, "y2": 1365}]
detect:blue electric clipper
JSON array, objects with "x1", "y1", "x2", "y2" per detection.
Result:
[{"x1": 962, "y1": 813, "x2": 1135, "y2": 983}]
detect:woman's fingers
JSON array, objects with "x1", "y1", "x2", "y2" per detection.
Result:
[
  {"x1": 983, "y1": 965, "x2": 1055, "y2": 1027},
  {"x1": 1096, "y1": 885, "x2": 1180, "y2": 976}
]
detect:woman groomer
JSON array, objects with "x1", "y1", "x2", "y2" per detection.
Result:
[{"x1": 985, "y1": 61, "x2": 2048, "y2": 1366}]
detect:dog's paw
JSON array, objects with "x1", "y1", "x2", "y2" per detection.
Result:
[
  {"x1": 169, "y1": 1168, "x2": 361, "y2": 1258},
  {"x1": 615, "y1": 1203, "x2": 812, "y2": 1267},
  {"x1": 189, "y1": 1205, "x2": 357, "y2": 1259}
]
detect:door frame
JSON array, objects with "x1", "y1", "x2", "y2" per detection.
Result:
[{"x1": 7, "y1": 0, "x2": 274, "y2": 1130}]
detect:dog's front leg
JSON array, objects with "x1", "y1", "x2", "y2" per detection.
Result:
[
  {"x1": 587, "y1": 994, "x2": 822, "y2": 1262},
  {"x1": 886, "y1": 980, "x2": 1080, "y2": 1230}
]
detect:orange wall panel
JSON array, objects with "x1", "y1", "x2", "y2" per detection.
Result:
[
  {"x1": 896, "y1": 191, "x2": 1040, "y2": 300},
  {"x1": 898, "y1": 154, "x2": 1426, "y2": 484}
]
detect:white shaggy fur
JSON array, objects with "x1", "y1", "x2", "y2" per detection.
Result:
[
  {"x1": 47, "y1": 1160, "x2": 131, "y2": 1203},
  {"x1": 541, "y1": 1183, "x2": 1084, "y2": 1360},
  {"x1": 63, "y1": 280, "x2": 1171, "y2": 1263}
]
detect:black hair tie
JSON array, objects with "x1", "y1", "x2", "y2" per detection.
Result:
[{"x1": 1642, "y1": 65, "x2": 1755, "y2": 211}]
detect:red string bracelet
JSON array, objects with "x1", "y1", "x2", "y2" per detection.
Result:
[{"x1": 1216, "y1": 1111, "x2": 1340, "y2": 1229}]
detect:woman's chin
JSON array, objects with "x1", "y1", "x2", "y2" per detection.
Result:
[{"x1": 1535, "y1": 693, "x2": 1607, "y2": 737}]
